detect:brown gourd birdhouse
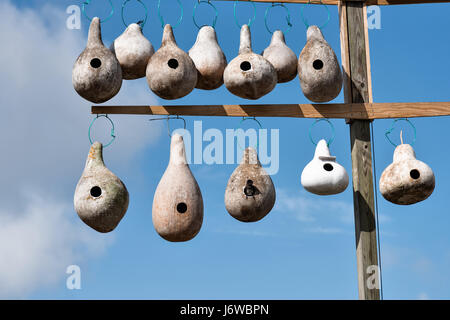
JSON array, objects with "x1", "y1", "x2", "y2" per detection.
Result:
[
  {"x1": 262, "y1": 30, "x2": 298, "y2": 83},
  {"x1": 189, "y1": 26, "x2": 227, "y2": 90},
  {"x1": 379, "y1": 143, "x2": 435, "y2": 205},
  {"x1": 72, "y1": 17, "x2": 123, "y2": 103},
  {"x1": 152, "y1": 134, "x2": 204, "y2": 242},
  {"x1": 146, "y1": 24, "x2": 198, "y2": 100},
  {"x1": 111, "y1": 23, "x2": 155, "y2": 80},
  {"x1": 225, "y1": 147, "x2": 276, "y2": 222},
  {"x1": 74, "y1": 142, "x2": 129, "y2": 233},
  {"x1": 298, "y1": 25, "x2": 342, "y2": 103},
  {"x1": 224, "y1": 24, "x2": 277, "y2": 100}
]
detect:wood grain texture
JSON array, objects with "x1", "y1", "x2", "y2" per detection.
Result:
[
  {"x1": 92, "y1": 102, "x2": 450, "y2": 119},
  {"x1": 216, "y1": 0, "x2": 450, "y2": 6},
  {"x1": 345, "y1": 1, "x2": 380, "y2": 300}
]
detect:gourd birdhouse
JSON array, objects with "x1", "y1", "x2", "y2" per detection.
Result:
[
  {"x1": 74, "y1": 142, "x2": 129, "y2": 233},
  {"x1": 225, "y1": 147, "x2": 276, "y2": 222},
  {"x1": 146, "y1": 24, "x2": 198, "y2": 100},
  {"x1": 301, "y1": 139, "x2": 349, "y2": 195},
  {"x1": 298, "y1": 26, "x2": 342, "y2": 103},
  {"x1": 72, "y1": 17, "x2": 123, "y2": 103},
  {"x1": 189, "y1": 26, "x2": 227, "y2": 90},
  {"x1": 224, "y1": 25, "x2": 277, "y2": 99},
  {"x1": 152, "y1": 134, "x2": 204, "y2": 242},
  {"x1": 380, "y1": 143, "x2": 435, "y2": 205},
  {"x1": 262, "y1": 30, "x2": 298, "y2": 83},
  {"x1": 111, "y1": 23, "x2": 155, "y2": 80}
]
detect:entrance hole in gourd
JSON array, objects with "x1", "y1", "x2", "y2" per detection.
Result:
[
  {"x1": 168, "y1": 59, "x2": 179, "y2": 69},
  {"x1": 240, "y1": 61, "x2": 251, "y2": 71},
  {"x1": 90, "y1": 58, "x2": 102, "y2": 69},
  {"x1": 323, "y1": 163, "x2": 334, "y2": 172},
  {"x1": 90, "y1": 186, "x2": 102, "y2": 198},
  {"x1": 313, "y1": 59, "x2": 323, "y2": 70},
  {"x1": 410, "y1": 169, "x2": 420, "y2": 180},
  {"x1": 177, "y1": 202, "x2": 188, "y2": 214}
]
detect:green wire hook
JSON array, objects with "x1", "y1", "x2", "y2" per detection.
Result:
[
  {"x1": 309, "y1": 119, "x2": 335, "y2": 146},
  {"x1": 300, "y1": 0, "x2": 330, "y2": 30},
  {"x1": 237, "y1": 117, "x2": 263, "y2": 151},
  {"x1": 157, "y1": 0, "x2": 184, "y2": 29},
  {"x1": 385, "y1": 118, "x2": 417, "y2": 147},
  {"x1": 121, "y1": 0, "x2": 148, "y2": 28},
  {"x1": 193, "y1": 0, "x2": 219, "y2": 29},
  {"x1": 233, "y1": 0, "x2": 256, "y2": 29},
  {"x1": 88, "y1": 115, "x2": 116, "y2": 148},
  {"x1": 264, "y1": 3, "x2": 292, "y2": 34},
  {"x1": 82, "y1": 0, "x2": 114, "y2": 23}
]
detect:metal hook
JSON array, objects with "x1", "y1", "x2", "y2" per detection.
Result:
[
  {"x1": 82, "y1": 0, "x2": 115, "y2": 23},
  {"x1": 149, "y1": 115, "x2": 187, "y2": 137},
  {"x1": 89, "y1": 114, "x2": 116, "y2": 147},
  {"x1": 385, "y1": 118, "x2": 417, "y2": 147},
  {"x1": 121, "y1": 0, "x2": 148, "y2": 28},
  {"x1": 309, "y1": 118, "x2": 335, "y2": 146}
]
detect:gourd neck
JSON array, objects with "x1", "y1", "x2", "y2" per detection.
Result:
[
  {"x1": 239, "y1": 24, "x2": 252, "y2": 54},
  {"x1": 87, "y1": 17, "x2": 104, "y2": 48}
]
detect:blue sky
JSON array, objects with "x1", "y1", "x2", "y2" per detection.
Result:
[{"x1": 0, "y1": 0, "x2": 449, "y2": 299}]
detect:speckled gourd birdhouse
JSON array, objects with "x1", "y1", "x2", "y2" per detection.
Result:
[
  {"x1": 225, "y1": 147, "x2": 276, "y2": 222},
  {"x1": 72, "y1": 17, "x2": 123, "y2": 103},
  {"x1": 111, "y1": 23, "x2": 154, "y2": 80},
  {"x1": 298, "y1": 26, "x2": 342, "y2": 102},
  {"x1": 224, "y1": 25, "x2": 277, "y2": 99},
  {"x1": 152, "y1": 134, "x2": 204, "y2": 242},
  {"x1": 146, "y1": 24, "x2": 197, "y2": 100},
  {"x1": 189, "y1": 26, "x2": 227, "y2": 90},
  {"x1": 262, "y1": 30, "x2": 298, "y2": 83},
  {"x1": 379, "y1": 143, "x2": 435, "y2": 205},
  {"x1": 301, "y1": 139, "x2": 349, "y2": 195},
  {"x1": 74, "y1": 142, "x2": 129, "y2": 233}
]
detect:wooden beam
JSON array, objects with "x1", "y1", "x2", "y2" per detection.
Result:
[
  {"x1": 219, "y1": 0, "x2": 450, "y2": 6},
  {"x1": 91, "y1": 102, "x2": 450, "y2": 119},
  {"x1": 343, "y1": 1, "x2": 380, "y2": 300}
]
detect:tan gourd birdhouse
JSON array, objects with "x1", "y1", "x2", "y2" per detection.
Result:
[
  {"x1": 146, "y1": 24, "x2": 198, "y2": 100},
  {"x1": 152, "y1": 134, "x2": 204, "y2": 242},
  {"x1": 74, "y1": 142, "x2": 129, "y2": 233},
  {"x1": 301, "y1": 139, "x2": 349, "y2": 195},
  {"x1": 72, "y1": 17, "x2": 123, "y2": 103},
  {"x1": 298, "y1": 26, "x2": 342, "y2": 103},
  {"x1": 380, "y1": 143, "x2": 435, "y2": 205},
  {"x1": 189, "y1": 26, "x2": 227, "y2": 90},
  {"x1": 225, "y1": 147, "x2": 276, "y2": 222},
  {"x1": 262, "y1": 30, "x2": 298, "y2": 83},
  {"x1": 111, "y1": 23, "x2": 155, "y2": 80},
  {"x1": 224, "y1": 25, "x2": 277, "y2": 100}
]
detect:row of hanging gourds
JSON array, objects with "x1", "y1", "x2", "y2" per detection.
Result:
[
  {"x1": 72, "y1": 17, "x2": 343, "y2": 103},
  {"x1": 74, "y1": 131, "x2": 435, "y2": 241}
]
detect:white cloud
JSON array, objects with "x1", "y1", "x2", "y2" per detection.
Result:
[
  {"x1": 275, "y1": 189, "x2": 354, "y2": 228},
  {"x1": 0, "y1": 194, "x2": 112, "y2": 299},
  {"x1": 418, "y1": 292, "x2": 429, "y2": 300},
  {"x1": 0, "y1": 1, "x2": 162, "y2": 298}
]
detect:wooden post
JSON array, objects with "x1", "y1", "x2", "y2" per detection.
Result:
[{"x1": 340, "y1": 1, "x2": 381, "y2": 300}]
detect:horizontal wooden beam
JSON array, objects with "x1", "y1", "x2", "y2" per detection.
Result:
[
  {"x1": 221, "y1": 0, "x2": 450, "y2": 6},
  {"x1": 92, "y1": 102, "x2": 450, "y2": 119}
]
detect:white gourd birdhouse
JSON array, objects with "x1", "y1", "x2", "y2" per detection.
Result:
[
  {"x1": 146, "y1": 24, "x2": 198, "y2": 100},
  {"x1": 301, "y1": 139, "x2": 349, "y2": 195},
  {"x1": 72, "y1": 17, "x2": 123, "y2": 103},
  {"x1": 152, "y1": 134, "x2": 204, "y2": 242},
  {"x1": 111, "y1": 23, "x2": 155, "y2": 80},
  {"x1": 74, "y1": 142, "x2": 129, "y2": 233},
  {"x1": 189, "y1": 26, "x2": 227, "y2": 90},
  {"x1": 224, "y1": 25, "x2": 277, "y2": 100},
  {"x1": 298, "y1": 26, "x2": 342, "y2": 103},
  {"x1": 225, "y1": 147, "x2": 276, "y2": 222},
  {"x1": 262, "y1": 30, "x2": 298, "y2": 83},
  {"x1": 379, "y1": 143, "x2": 435, "y2": 205}
]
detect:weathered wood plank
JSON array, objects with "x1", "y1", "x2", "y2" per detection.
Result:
[
  {"x1": 91, "y1": 102, "x2": 450, "y2": 119},
  {"x1": 217, "y1": 0, "x2": 450, "y2": 6},
  {"x1": 345, "y1": 1, "x2": 380, "y2": 300}
]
